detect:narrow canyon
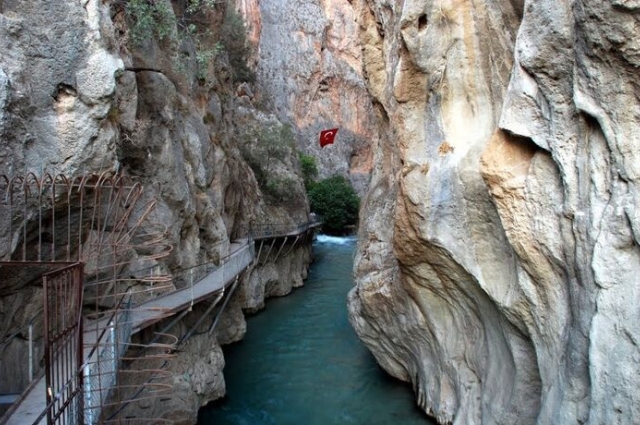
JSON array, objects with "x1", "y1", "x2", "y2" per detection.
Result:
[{"x1": 0, "y1": 0, "x2": 638, "y2": 424}]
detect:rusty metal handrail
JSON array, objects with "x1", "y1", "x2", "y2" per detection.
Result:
[
  {"x1": 0, "y1": 171, "x2": 171, "y2": 264},
  {"x1": 0, "y1": 172, "x2": 174, "y2": 425},
  {"x1": 246, "y1": 220, "x2": 322, "y2": 239}
]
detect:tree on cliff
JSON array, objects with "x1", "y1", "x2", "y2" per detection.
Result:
[
  {"x1": 308, "y1": 176, "x2": 359, "y2": 234},
  {"x1": 299, "y1": 153, "x2": 318, "y2": 190},
  {"x1": 239, "y1": 122, "x2": 305, "y2": 206},
  {"x1": 218, "y1": 5, "x2": 255, "y2": 83}
]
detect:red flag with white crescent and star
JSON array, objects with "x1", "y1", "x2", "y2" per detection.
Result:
[{"x1": 319, "y1": 128, "x2": 339, "y2": 148}]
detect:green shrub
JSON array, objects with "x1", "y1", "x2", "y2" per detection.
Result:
[
  {"x1": 125, "y1": 0, "x2": 177, "y2": 46},
  {"x1": 265, "y1": 177, "x2": 297, "y2": 202},
  {"x1": 240, "y1": 146, "x2": 267, "y2": 187},
  {"x1": 185, "y1": 0, "x2": 219, "y2": 13},
  {"x1": 253, "y1": 123, "x2": 294, "y2": 176},
  {"x1": 239, "y1": 123, "x2": 298, "y2": 204},
  {"x1": 121, "y1": 0, "x2": 254, "y2": 84},
  {"x1": 299, "y1": 153, "x2": 318, "y2": 190},
  {"x1": 308, "y1": 176, "x2": 359, "y2": 234}
]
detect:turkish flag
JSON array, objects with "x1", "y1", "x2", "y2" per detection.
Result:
[{"x1": 319, "y1": 128, "x2": 339, "y2": 148}]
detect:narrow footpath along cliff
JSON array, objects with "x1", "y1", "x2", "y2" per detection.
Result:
[{"x1": 348, "y1": 1, "x2": 640, "y2": 424}]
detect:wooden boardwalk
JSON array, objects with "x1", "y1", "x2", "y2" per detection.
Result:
[
  {"x1": 4, "y1": 241, "x2": 255, "y2": 425},
  {"x1": 120, "y1": 240, "x2": 254, "y2": 334},
  {"x1": 3, "y1": 221, "x2": 320, "y2": 425}
]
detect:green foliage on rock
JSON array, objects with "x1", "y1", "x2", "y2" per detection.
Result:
[
  {"x1": 218, "y1": 7, "x2": 256, "y2": 83},
  {"x1": 185, "y1": 0, "x2": 219, "y2": 14},
  {"x1": 121, "y1": 0, "x2": 255, "y2": 84},
  {"x1": 265, "y1": 177, "x2": 298, "y2": 203},
  {"x1": 308, "y1": 176, "x2": 359, "y2": 234},
  {"x1": 125, "y1": 0, "x2": 177, "y2": 45},
  {"x1": 299, "y1": 153, "x2": 318, "y2": 190}
]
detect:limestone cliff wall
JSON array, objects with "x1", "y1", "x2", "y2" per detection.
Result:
[
  {"x1": 348, "y1": 0, "x2": 640, "y2": 424},
  {"x1": 0, "y1": 0, "x2": 312, "y2": 421},
  {"x1": 242, "y1": 0, "x2": 376, "y2": 194}
]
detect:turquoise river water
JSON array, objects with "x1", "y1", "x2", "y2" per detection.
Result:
[{"x1": 198, "y1": 235, "x2": 434, "y2": 425}]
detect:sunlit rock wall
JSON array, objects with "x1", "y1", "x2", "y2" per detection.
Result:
[
  {"x1": 348, "y1": 0, "x2": 640, "y2": 424},
  {"x1": 243, "y1": 0, "x2": 375, "y2": 194},
  {"x1": 0, "y1": 0, "x2": 121, "y2": 175}
]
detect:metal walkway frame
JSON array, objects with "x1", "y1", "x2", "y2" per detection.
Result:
[
  {"x1": 0, "y1": 171, "x2": 171, "y2": 425},
  {"x1": 2, "y1": 218, "x2": 321, "y2": 425}
]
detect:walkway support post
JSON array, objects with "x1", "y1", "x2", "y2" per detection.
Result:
[
  {"x1": 261, "y1": 238, "x2": 278, "y2": 266},
  {"x1": 272, "y1": 237, "x2": 288, "y2": 263},
  {"x1": 255, "y1": 240, "x2": 265, "y2": 266},
  {"x1": 209, "y1": 275, "x2": 241, "y2": 336},
  {"x1": 178, "y1": 291, "x2": 224, "y2": 345},
  {"x1": 282, "y1": 235, "x2": 301, "y2": 257}
]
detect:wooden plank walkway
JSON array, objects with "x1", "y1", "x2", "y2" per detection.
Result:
[
  {"x1": 5, "y1": 242, "x2": 254, "y2": 425},
  {"x1": 127, "y1": 240, "x2": 254, "y2": 333},
  {"x1": 4, "y1": 221, "x2": 320, "y2": 425}
]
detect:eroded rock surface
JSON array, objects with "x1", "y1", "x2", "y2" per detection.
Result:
[
  {"x1": 249, "y1": 0, "x2": 375, "y2": 194},
  {"x1": 0, "y1": 0, "x2": 313, "y2": 421},
  {"x1": 0, "y1": 0, "x2": 122, "y2": 175},
  {"x1": 348, "y1": 0, "x2": 640, "y2": 424}
]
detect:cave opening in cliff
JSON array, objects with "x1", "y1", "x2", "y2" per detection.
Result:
[{"x1": 418, "y1": 14, "x2": 428, "y2": 32}]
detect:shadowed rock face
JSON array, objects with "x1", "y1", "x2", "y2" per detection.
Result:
[{"x1": 348, "y1": 0, "x2": 640, "y2": 424}]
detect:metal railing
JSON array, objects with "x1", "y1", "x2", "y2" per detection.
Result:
[
  {"x1": 247, "y1": 220, "x2": 322, "y2": 240},
  {"x1": 42, "y1": 263, "x2": 84, "y2": 425},
  {"x1": 83, "y1": 296, "x2": 133, "y2": 425},
  {"x1": 145, "y1": 241, "x2": 255, "y2": 322},
  {"x1": 6, "y1": 219, "x2": 314, "y2": 424}
]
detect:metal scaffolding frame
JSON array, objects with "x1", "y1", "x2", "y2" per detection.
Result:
[
  {"x1": 0, "y1": 171, "x2": 322, "y2": 424},
  {"x1": 0, "y1": 171, "x2": 175, "y2": 425}
]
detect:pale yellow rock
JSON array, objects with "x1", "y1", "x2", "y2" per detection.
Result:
[{"x1": 350, "y1": 0, "x2": 640, "y2": 423}]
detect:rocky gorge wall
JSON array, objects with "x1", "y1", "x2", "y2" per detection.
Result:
[
  {"x1": 0, "y1": 0, "x2": 315, "y2": 421},
  {"x1": 5, "y1": 0, "x2": 638, "y2": 424},
  {"x1": 348, "y1": 0, "x2": 640, "y2": 424},
  {"x1": 241, "y1": 0, "x2": 376, "y2": 194}
]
